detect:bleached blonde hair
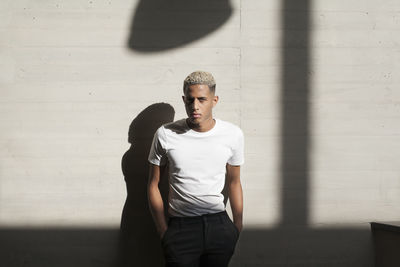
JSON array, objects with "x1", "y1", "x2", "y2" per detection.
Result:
[{"x1": 183, "y1": 71, "x2": 216, "y2": 94}]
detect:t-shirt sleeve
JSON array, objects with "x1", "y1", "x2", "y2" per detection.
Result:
[
  {"x1": 227, "y1": 128, "x2": 245, "y2": 166},
  {"x1": 148, "y1": 126, "x2": 168, "y2": 166}
]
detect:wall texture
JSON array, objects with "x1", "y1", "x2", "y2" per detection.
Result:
[{"x1": 0, "y1": 0, "x2": 399, "y2": 266}]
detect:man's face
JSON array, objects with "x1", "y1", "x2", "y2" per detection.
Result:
[{"x1": 182, "y1": 84, "x2": 218, "y2": 126}]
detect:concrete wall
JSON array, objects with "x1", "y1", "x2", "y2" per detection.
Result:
[{"x1": 1, "y1": 0, "x2": 399, "y2": 266}]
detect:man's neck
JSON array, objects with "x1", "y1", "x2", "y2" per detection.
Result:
[{"x1": 187, "y1": 117, "x2": 216, "y2": 132}]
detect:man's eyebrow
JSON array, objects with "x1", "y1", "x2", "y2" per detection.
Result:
[{"x1": 187, "y1": 96, "x2": 207, "y2": 100}]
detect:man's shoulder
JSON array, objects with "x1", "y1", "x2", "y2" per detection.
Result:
[
  {"x1": 162, "y1": 118, "x2": 189, "y2": 135},
  {"x1": 217, "y1": 118, "x2": 243, "y2": 135}
]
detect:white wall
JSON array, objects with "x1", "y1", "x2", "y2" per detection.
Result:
[{"x1": 1, "y1": 0, "x2": 399, "y2": 266}]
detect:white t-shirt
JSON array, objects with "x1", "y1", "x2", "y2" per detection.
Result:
[{"x1": 148, "y1": 117, "x2": 244, "y2": 217}]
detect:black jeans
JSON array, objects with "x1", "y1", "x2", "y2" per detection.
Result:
[{"x1": 161, "y1": 210, "x2": 240, "y2": 267}]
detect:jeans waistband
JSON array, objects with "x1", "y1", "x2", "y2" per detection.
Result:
[{"x1": 168, "y1": 210, "x2": 227, "y2": 223}]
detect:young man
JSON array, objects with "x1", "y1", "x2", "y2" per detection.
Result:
[{"x1": 147, "y1": 71, "x2": 244, "y2": 267}]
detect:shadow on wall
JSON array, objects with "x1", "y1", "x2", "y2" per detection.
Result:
[
  {"x1": 120, "y1": 103, "x2": 175, "y2": 267},
  {"x1": 127, "y1": 0, "x2": 232, "y2": 52},
  {"x1": 279, "y1": 0, "x2": 312, "y2": 226},
  {"x1": 0, "y1": 227, "x2": 373, "y2": 267},
  {"x1": 0, "y1": 0, "x2": 379, "y2": 266},
  {"x1": 0, "y1": 103, "x2": 176, "y2": 267}
]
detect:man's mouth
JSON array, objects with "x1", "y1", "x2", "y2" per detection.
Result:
[{"x1": 191, "y1": 113, "x2": 201, "y2": 118}]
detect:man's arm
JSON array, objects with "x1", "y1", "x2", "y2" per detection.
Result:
[
  {"x1": 147, "y1": 163, "x2": 168, "y2": 239},
  {"x1": 226, "y1": 163, "x2": 243, "y2": 232}
]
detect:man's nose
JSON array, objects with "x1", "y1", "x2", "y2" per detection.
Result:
[{"x1": 192, "y1": 99, "x2": 200, "y2": 110}]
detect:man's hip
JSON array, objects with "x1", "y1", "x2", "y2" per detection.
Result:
[{"x1": 161, "y1": 210, "x2": 240, "y2": 267}]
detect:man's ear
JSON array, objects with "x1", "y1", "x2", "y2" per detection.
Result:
[{"x1": 212, "y1": 95, "x2": 219, "y2": 107}]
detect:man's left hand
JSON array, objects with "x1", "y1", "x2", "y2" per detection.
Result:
[{"x1": 234, "y1": 221, "x2": 243, "y2": 233}]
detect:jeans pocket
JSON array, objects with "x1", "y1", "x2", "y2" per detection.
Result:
[
  {"x1": 226, "y1": 216, "x2": 240, "y2": 237},
  {"x1": 231, "y1": 221, "x2": 240, "y2": 236}
]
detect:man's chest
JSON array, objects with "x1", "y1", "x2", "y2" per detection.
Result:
[{"x1": 166, "y1": 136, "x2": 232, "y2": 172}]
